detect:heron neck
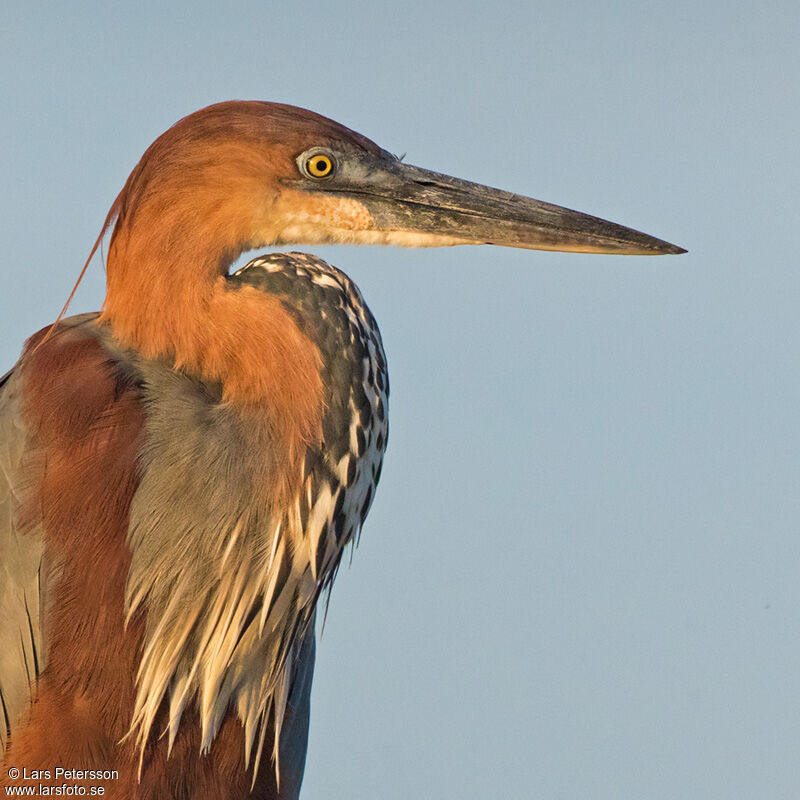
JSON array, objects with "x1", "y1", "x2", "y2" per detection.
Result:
[{"x1": 100, "y1": 227, "x2": 324, "y2": 490}]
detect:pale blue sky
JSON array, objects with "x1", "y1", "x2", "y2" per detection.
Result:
[{"x1": 2, "y1": 1, "x2": 799, "y2": 797}]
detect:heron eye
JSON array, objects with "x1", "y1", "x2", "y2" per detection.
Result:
[{"x1": 304, "y1": 153, "x2": 334, "y2": 179}]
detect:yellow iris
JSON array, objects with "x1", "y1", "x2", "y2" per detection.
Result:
[{"x1": 305, "y1": 154, "x2": 334, "y2": 178}]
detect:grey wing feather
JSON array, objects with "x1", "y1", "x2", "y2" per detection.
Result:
[
  {"x1": 277, "y1": 624, "x2": 315, "y2": 799},
  {"x1": 0, "y1": 366, "x2": 45, "y2": 756}
]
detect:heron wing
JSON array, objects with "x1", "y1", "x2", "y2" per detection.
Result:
[
  {"x1": 0, "y1": 318, "x2": 316, "y2": 794},
  {"x1": 0, "y1": 366, "x2": 45, "y2": 755}
]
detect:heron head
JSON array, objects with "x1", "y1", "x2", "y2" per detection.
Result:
[{"x1": 108, "y1": 100, "x2": 685, "y2": 271}]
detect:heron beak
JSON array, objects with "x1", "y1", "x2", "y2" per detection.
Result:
[{"x1": 322, "y1": 156, "x2": 686, "y2": 255}]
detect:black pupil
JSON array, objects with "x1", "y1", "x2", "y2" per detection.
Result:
[{"x1": 314, "y1": 158, "x2": 328, "y2": 173}]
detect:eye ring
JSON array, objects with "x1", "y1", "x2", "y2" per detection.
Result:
[{"x1": 301, "y1": 150, "x2": 336, "y2": 180}]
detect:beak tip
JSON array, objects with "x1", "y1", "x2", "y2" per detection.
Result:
[{"x1": 664, "y1": 243, "x2": 688, "y2": 255}]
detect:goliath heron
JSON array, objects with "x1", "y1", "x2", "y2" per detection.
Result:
[{"x1": 0, "y1": 101, "x2": 684, "y2": 799}]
